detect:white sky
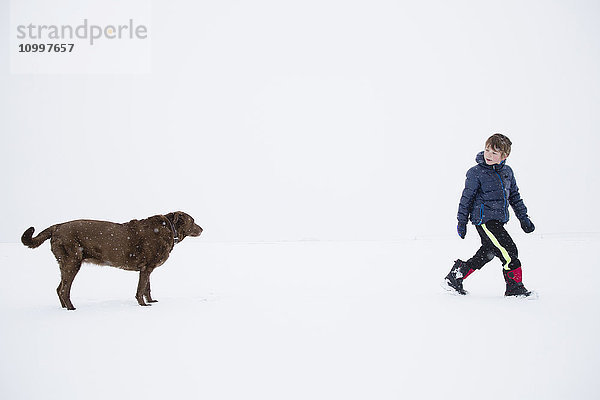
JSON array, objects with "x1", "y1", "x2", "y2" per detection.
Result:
[{"x1": 1, "y1": 0, "x2": 599, "y2": 242}]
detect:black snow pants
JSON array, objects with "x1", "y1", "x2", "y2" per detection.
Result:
[{"x1": 466, "y1": 219, "x2": 521, "y2": 271}]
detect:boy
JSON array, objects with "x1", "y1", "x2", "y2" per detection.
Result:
[{"x1": 443, "y1": 133, "x2": 536, "y2": 297}]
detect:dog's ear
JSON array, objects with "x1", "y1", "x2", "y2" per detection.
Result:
[
  {"x1": 165, "y1": 212, "x2": 181, "y2": 226},
  {"x1": 172, "y1": 211, "x2": 184, "y2": 227}
]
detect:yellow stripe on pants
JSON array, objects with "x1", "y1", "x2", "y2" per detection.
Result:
[{"x1": 481, "y1": 223, "x2": 512, "y2": 270}]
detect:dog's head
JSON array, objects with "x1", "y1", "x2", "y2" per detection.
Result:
[{"x1": 166, "y1": 211, "x2": 203, "y2": 241}]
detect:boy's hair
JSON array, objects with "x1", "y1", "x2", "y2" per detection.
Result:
[{"x1": 486, "y1": 133, "x2": 512, "y2": 157}]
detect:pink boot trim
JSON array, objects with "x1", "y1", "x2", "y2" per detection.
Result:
[
  {"x1": 506, "y1": 267, "x2": 523, "y2": 283},
  {"x1": 463, "y1": 268, "x2": 475, "y2": 280}
]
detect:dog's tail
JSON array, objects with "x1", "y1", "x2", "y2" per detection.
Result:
[{"x1": 21, "y1": 226, "x2": 55, "y2": 248}]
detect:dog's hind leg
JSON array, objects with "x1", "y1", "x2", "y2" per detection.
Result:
[
  {"x1": 58, "y1": 263, "x2": 81, "y2": 310},
  {"x1": 136, "y1": 270, "x2": 151, "y2": 306},
  {"x1": 56, "y1": 282, "x2": 66, "y2": 308},
  {"x1": 52, "y1": 242, "x2": 81, "y2": 310}
]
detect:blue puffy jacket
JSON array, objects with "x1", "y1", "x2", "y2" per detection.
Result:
[{"x1": 458, "y1": 152, "x2": 529, "y2": 226}]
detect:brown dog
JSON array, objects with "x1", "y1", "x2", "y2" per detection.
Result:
[{"x1": 21, "y1": 211, "x2": 202, "y2": 310}]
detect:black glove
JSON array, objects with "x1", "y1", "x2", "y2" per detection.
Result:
[
  {"x1": 520, "y1": 218, "x2": 535, "y2": 233},
  {"x1": 457, "y1": 223, "x2": 467, "y2": 239}
]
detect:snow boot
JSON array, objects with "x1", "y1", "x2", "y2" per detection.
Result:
[
  {"x1": 443, "y1": 259, "x2": 475, "y2": 295},
  {"x1": 503, "y1": 267, "x2": 532, "y2": 297}
]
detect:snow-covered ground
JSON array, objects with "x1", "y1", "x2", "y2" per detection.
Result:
[{"x1": 1, "y1": 234, "x2": 598, "y2": 400}]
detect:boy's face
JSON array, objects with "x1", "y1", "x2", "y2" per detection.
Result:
[{"x1": 484, "y1": 146, "x2": 508, "y2": 165}]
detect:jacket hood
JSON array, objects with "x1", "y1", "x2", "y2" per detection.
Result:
[{"x1": 476, "y1": 151, "x2": 506, "y2": 171}]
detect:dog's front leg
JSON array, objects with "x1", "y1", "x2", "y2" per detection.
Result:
[
  {"x1": 136, "y1": 270, "x2": 151, "y2": 306},
  {"x1": 144, "y1": 269, "x2": 158, "y2": 304}
]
